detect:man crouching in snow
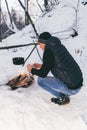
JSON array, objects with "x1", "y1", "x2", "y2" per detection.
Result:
[{"x1": 27, "y1": 32, "x2": 83, "y2": 105}]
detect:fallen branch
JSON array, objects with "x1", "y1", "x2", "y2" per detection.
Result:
[{"x1": 0, "y1": 43, "x2": 38, "y2": 50}]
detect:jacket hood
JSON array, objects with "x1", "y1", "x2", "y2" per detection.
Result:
[
  {"x1": 47, "y1": 36, "x2": 61, "y2": 46},
  {"x1": 38, "y1": 36, "x2": 61, "y2": 46}
]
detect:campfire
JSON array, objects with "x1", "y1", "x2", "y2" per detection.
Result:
[{"x1": 6, "y1": 72, "x2": 34, "y2": 90}]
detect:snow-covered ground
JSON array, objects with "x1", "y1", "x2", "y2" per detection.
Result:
[{"x1": 0, "y1": 1, "x2": 87, "y2": 130}]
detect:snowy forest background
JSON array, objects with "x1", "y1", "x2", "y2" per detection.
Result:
[
  {"x1": 1, "y1": 0, "x2": 61, "y2": 32},
  {"x1": 0, "y1": 0, "x2": 87, "y2": 130}
]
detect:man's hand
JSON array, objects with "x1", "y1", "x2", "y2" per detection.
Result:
[
  {"x1": 32, "y1": 63, "x2": 42, "y2": 69},
  {"x1": 27, "y1": 64, "x2": 33, "y2": 73}
]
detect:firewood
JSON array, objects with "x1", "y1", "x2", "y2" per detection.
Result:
[{"x1": 6, "y1": 74, "x2": 34, "y2": 90}]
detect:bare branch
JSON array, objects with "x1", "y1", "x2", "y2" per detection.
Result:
[
  {"x1": 0, "y1": 43, "x2": 38, "y2": 50},
  {"x1": 17, "y1": 0, "x2": 38, "y2": 36}
]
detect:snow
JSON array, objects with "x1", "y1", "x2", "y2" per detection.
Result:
[
  {"x1": 36, "y1": 5, "x2": 76, "y2": 33},
  {"x1": 0, "y1": 0, "x2": 87, "y2": 130}
]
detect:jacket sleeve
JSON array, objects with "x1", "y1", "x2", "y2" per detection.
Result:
[{"x1": 31, "y1": 49, "x2": 54, "y2": 77}]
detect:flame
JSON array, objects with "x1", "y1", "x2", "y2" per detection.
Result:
[
  {"x1": 18, "y1": 70, "x2": 27, "y2": 77},
  {"x1": 17, "y1": 70, "x2": 28, "y2": 86}
]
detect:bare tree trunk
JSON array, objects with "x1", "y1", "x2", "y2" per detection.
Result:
[
  {"x1": 44, "y1": 0, "x2": 49, "y2": 11},
  {"x1": 25, "y1": 0, "x2": 29, "y2": 25},
  {"x1": 18, "y1": 0, "x2": 38, "y2": 36},
  {"x1": 0, "y1": 1, "x2": 2, "y2": 42},
  {"x1": 5, "y1": 0, "x2": 14, "y2": 29},
  {"x1": 36, "y1": 0, "x2": 44, "y2": 12}
]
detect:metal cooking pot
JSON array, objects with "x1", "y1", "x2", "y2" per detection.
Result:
[{"x1": 13, "y1": 57, "x2": 24, "y2": 65}]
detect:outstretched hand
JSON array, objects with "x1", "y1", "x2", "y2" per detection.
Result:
[
  {"x1": 27, "y1": 63, "x2": 42, "y2": 73},
  {"x1": 27, "y1": 64, "x2": 33, "y2": 73},
  {"x1": 32, "y1": 63, "x2": 42, "y2": 69}
]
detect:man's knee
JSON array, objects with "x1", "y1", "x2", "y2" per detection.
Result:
[{"x1": 38, "y1": 77, "x2": 43, "y2": 85}]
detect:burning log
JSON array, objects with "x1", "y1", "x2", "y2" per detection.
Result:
[{"x1": 6, "y1": 73, "x2": 34, "y2": 90}]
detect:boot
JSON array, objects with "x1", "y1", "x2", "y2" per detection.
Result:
[{"x1": 51, "y1": 95, "x2": 70, "y2": 105}]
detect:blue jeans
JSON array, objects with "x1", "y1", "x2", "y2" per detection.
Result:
[{"x1": 38, "y1": 76, "x2": 81, "y2": 97}]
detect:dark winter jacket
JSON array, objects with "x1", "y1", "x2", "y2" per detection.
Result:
[{"x1": 31, "y1": 36, "x2": 83, "y2": 90}]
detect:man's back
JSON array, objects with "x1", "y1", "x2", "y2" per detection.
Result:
[{"x1": 47, "y1": 36, "x2": 83, "y2": 90}]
